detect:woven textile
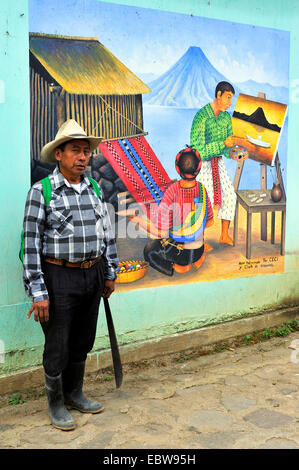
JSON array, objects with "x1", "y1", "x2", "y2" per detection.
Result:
[
  {"x1": 99, "y1": 136, "x2": 172, "y2": 215},
  {"x1": 190, "y1": 103, "x2": 232, "y2": 161},
  {"x1": 211, "y1": 156, "x2": 222, "y2": 206},
  {"x1": 150, "y1": 181, "x2": 213, "y2": 243},
  {"x1": 190, "y1": 103, "x2": 236, "y2": 219},
  {"x1": 198, "y1": 159, "x2": 237, "y2": 221},
  {"x1": 169, "y1": 184, "x2": 209, "y2": 243}
]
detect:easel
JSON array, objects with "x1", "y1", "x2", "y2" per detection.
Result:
[{"x1": 233, "y1": 92, "x2": 286, "y2": 258}]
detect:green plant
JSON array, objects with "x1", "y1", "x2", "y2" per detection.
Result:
[
  {"x1": 8, "y1": 392, "x2": 26, "y2": 406},
  {"x1": 275, "y1": 323, "x2": 294, "y2": 337},
  {"x1": 263, "y1": 329, "x2": 272, "y2": 339},
  {"x1": 245, "y1": 334, "x2": 251, "y2": 344}
]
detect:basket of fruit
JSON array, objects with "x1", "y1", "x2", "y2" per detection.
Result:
[{"x1": 115, "y1": 260, "x2": 149, "y2": 283}]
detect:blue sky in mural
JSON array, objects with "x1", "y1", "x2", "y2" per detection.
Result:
[
  {"x1": 29, "y1": 0, "x2": 290, "y2": 186},
  {"x1": 29, "y1": 0, "x2": 289, "y2": 87}
]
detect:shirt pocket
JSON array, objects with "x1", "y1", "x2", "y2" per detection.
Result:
[
  {"x1": 93, "y1": 203, "x2": 107, "y2": 237},
  {"x1": 47, "y1": 208, "x2": 74, "y2": 237}
]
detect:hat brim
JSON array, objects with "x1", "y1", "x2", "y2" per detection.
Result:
[{"x1": 41, "y1": 135, "x2": 103, "y2": 163}]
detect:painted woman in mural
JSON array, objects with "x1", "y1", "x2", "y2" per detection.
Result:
[
  {"x1": 190, "y1": 81, "x2": 248, "y2": 248},
  {"x1": 128, "y1": 147, "x2": 214, "y2": 275}
]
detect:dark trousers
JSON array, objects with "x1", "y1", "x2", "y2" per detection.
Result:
[
  {"x1": 144, "y1": 238, "x2": 204, "y2": 276},
  {"x1": 41, "y1": 259, "x2": 105, "y2": 376}
]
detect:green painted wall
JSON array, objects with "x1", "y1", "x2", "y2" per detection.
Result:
[{"x1": 0, "y1": 0, "x2": 298, "y2": 375}]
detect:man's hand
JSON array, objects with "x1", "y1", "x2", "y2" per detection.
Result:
[
  {"x1": 27, "y1": 300, "x2": 50, "y2": 323},
  {"x1": 102, "y1": 280, "x2": 115, "y2": 299}
]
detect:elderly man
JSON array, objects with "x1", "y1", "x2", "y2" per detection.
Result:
[
  {"x1": 22, "y1": 119, "x2": 119, "y2": 431},
  {"x1": 190, "y1": 81, "x2": 244, "y2": 247}
]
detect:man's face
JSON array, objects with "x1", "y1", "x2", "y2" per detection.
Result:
[
  {"x1": 217, "y1": 90, "x2": 234, "y2": 112},
  {"x1": 54, "y1": 139, "x2": 91, "y2": 181}
]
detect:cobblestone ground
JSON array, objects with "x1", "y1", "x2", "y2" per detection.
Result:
[{"x1": 0, "y1": 333, "x2": 298, "y2": 450}]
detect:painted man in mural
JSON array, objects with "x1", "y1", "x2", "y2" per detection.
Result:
[
  {"x1": 190, "y1": 81, "x2": 247, "y2": 247},
  {"x1": 22, "y1": 119, "x2": 119, "y2": 431}
]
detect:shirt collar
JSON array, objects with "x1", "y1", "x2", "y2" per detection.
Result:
[
  {"x1": 207, "y1": 103, "x2": 225, "y2": 120},
  {"x1": 51, "y1": 166, "x2": 92, "y2": 190}
]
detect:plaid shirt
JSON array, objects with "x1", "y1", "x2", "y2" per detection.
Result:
[
  {"x1": 23, "y1": 166, "x2": 119, "y2": 302},
  {"x1": 190, "y1": 103, "x2": 233, "y2": 160}
]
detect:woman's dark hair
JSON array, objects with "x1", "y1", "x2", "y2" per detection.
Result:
[
  {"x1": 215, "y1": 81, "x2": 235, "y2": 97},
  {"x1": 177, "y1": 152, "x2": 199, "y2": 175}
]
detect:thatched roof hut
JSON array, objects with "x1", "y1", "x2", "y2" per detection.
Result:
[{"x1": 29, "y1": 33, "x2": 151, "y2": 160}]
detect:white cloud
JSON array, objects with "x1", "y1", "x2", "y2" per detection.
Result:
[
  {"x1": 209, "y1": 47, "x2": 285, "y2": 86},
  {"x1": 211, "y1": 49, "x2": 269, "y2": 83}
]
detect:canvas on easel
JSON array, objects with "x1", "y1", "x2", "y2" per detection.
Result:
[
  {"x1": 232, "y1": 93, "x2": 288, "y2": 167},
  {"x1": 232, "y1": 92, "x2": 287, "y2": 255},
  {"x1": 232, "y1": 92, "x2": 287, "y2": 196}
]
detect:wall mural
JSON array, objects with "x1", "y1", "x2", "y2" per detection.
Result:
[{"x1": 29, "y1": 0, "x2": 290, "y2": 291}]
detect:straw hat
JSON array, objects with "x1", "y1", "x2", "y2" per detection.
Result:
[{"x1": 41, "y1": 119, "x2": 103, "y2": 163}]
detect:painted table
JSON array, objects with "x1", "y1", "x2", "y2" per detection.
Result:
[{"x1": 233, "y1": 189, "x2": 286, "y2": 259}]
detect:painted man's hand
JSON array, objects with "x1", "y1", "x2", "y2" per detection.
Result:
[
  {"x1": 102, "y1": 280, "x2": 115, "y2": 299},
  {"x1": 224, "y1": 135, "x2": 235, "y2": 147},
  {"x1": 27, "y1": 300, "x2": 50, "y2": 323}
]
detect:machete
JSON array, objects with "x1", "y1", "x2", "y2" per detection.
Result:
[{"x1": 103, "y1": 297, "x2": 123, "y2": 388}]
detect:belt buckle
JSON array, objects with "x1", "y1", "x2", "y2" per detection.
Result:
[{"x1": 80, "y1": 260, "x2": 92, "y2": 269}]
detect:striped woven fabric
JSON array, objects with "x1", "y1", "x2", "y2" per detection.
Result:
[
  {"x1": 169, "y1": 185, "x2": 208, "y2": 243},
  {"x1": 99, "y1": 136, "x2": 209, "y2": 243},
  {"x1": 99, "y1": 136, "x2": 172, "y2": 214},
  {"x1": 211, "y1": 156, "x2": 222, "y2": 206}
]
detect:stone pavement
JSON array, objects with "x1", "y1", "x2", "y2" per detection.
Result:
[{"x1": 0, "y1": 332, "x2": 298, "y2": 450}]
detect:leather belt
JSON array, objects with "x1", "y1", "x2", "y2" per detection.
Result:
[{"x1": 44, "y1": 256, "x2": 101, "y2": 269}]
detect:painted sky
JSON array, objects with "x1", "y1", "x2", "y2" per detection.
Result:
[{"x1": 29, "y1": 0, "x2": 290, "y2": 87}]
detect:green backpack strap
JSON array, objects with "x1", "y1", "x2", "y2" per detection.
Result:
[
  {"x1": 19, "y1": 176, "x2": 52, "y2": 264},
  {"x1": 19, "y1": 232, "x2": 25, "y2": 264},
  {"x1": 41, "y1": 176, "x2": 52, "y2": 206},
  {"x1": 42, "y1": 176, "x2": 101, "y2": 202},
  {"x1": 88, "y1": 177, "x2": 101, "y2": 199}
]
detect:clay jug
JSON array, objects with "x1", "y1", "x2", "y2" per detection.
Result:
[{"x1": 271, "y1": 182, "x2": 282, "y2": 202}]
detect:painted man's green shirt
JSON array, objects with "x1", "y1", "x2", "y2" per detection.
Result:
[{"x1": 190, "y1": 103, "x2": 233, "y2": 160}]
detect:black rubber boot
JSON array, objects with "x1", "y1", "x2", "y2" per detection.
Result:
[
  {"x1": 62, "y1": 361, "x2": 104, "y2": 414},
  {"x1": 44, "y1": 373, "x2": 76, "y2": 431}
]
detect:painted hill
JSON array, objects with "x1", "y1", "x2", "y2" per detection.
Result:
[
  {"x1": 143, "y1": 46, "x2": 288, "y2": 109},
  {"x1": 233, "y1": 106, "x2": 281, "y2": 132},
  {"x1": 143, "y1": 46, "x2": 239, "y2": 108}
]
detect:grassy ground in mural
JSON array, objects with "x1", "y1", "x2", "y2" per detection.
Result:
[
  {"x1": 115, "y1": 204, "x2": 286, "y2": 292},
  {"x1": 1, "y1": 318, "x2": 298, "y2": 411}
]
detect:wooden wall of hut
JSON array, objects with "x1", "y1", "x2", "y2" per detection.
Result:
[
  {"x1": 30, "y1": 67, "x2": 145, "y2": 161},
  {"x1": 30, "y1": 67, "x2": 57, "y2": 161},
  {"x1": 65, "y1": 93, "x2": 144, "y2": 154}
]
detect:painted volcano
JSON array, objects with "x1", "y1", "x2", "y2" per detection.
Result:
[
  {"x1": 144, "y1": 46, "x2": 238, "y2": 108},
  {"x1": 233, "y1": 106, "x2": 281, "y2": 132}
]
